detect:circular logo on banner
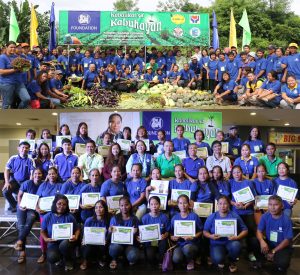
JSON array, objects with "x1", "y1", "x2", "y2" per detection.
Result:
[
  {"x1": 190, "y1": 27, "x2": 201, "y2": 38},
  {"x1": 78, "y1": 14, "x2": 91, "y2": 25},
  {"x1": 171, "y1": 14, "x2": 185, "y2": 25},
  {"x1": 150, "y1": 117, "x2": 163, "y2": 130},
  {"x1": 173, "y1": 27, "x2": 184, "y2": 38}
]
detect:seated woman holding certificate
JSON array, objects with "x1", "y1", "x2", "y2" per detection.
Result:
[
  {"x1": 40, "y1": 194, "x2": 80, "y2": 271},
  {"x1": 80, "y1": 200, "x2": 110, "y2": 270},
  {"x1": 140, "y1": 196, "x2": 170, "y2": 265},
  {"x1": 252, "y1": 195, "x2": 294, "y2": 272},
  {"x1": 229, "y1": 165, "x2": 258, "y2": 262},
  {"x1": 273, "y1": 162, "x2": 298, "y2": 218},
  {"x1": 80, "y1": 169, "x2": 102, "y2": 222},
  {"x1": 108, "y1": 196, "x2": 140, "y2": 270},
  {"x1": 36, "y1": 167, "x2": 62, "y2": 264},
  {"x1": 170, "y1": 195, "x2": 203, "y2": 271},
  {"x1": 168, "y1": 164, "x2": 195, "y2": 217},
  {"x1": 211, "y1": 166, "x2": 231, "y2": 198},
  {"x1": 60, "y1": 167, "x2": 85, "y2": 222},
  {"x1": 15, "y1": 168, "x2": 44, "y2": 264},
  {"x1": 125, "y1": 163, "x2": 147, "y2": 220},
  {"x1": 203, "y1": 195, "x2": 248, "y2": 273},
  {"x1": 125, "y1": 140, "x2": 155, "y2": 181}
]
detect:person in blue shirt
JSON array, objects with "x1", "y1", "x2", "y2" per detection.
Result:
[
  {"x1": 3, "y1": 141, "x2": 35, "y2": 212},
  {"x1": 57, "y1": 49, "x2": 69, "y2": 76},
  {"x1": 243, "y1": 126, "x2": 265, "y2": 154},
  {"x1": 34, "y1": 142, "x2": 54, "y2": 179},
  {"x1": 230, "y1": 165, "x2": 257, "y2": 262},
  {"x1": 75, "y1": 47, "x2": 84, "y2": 66},
  {"x1": 156, "y1": 51, "x2": 166, "y2": 71},
  {"x1": 182, "y1": 144, "x2": 205, "y2": 181},
  {"x1": 144, "y1": 66, "x2": 157, "y2": 84},
  {"x1": 140, "y1": 196, "x2": 170, "y2": 265},
  {"x1": 280, "y1": 75, "x2": 300, "y2": 109},
  {"x1": 254, "y1": 49, "x2": 267, "y2": 80},
  {"x1": 168, "y1": 164, "x2": 195, "y2": 216},
  {"x1": 234, "y1": 144, "x2": 259, "y2": 180},
  {"x1": 80, "y1": 50, "x2": 95, "y2": 75},
  {"x1": 193, "y1": 129, "x2": 212, "y2": 157},
  {"x1": 125, "y1": 163, "x2": 147, "y2": 220},
  {"x1": 166, "y1": 50, "x2": 176, "y2": 74},
  {"x1": 204, "y1": 195, "x2": 248, "y2": 273},
  {"x1": 225, "y1": 126, "x2": 242, "y2": 158},
  {"x1": 101, "y1": 64, "x2": 119, "y2": 89},
  {"x1": 49, "y1": 70, "x2": 69, "y2": 104},
  {"x1": 216, "y1": 52, "x2": 227, "y2": 82},
  {"x1": 204, "y1": 52, "x2": 218, "y2": 92},
  {"x1": 71, "y1": 122, "x2": 92, "y2": 151},
  {"x1": 272, "y1": 47, "x2": 285, "y2": 81},
  {"x1": 172, "y1": 125, "x2": 190, "y2": 154},
  {"x1": 68, "y1": 48, "x2": 78, "y2": 68},
  {"x1": 80, "y1": 199, "x2": 110, "y2": 270},
  {"x1": 189, "y1": 56, "x2": 201, "y2": 76},
  {"x1": 121, "y1": 52, "x2": 133, "y2": 72},
  {"x1": 133, "y1": 50, "x2": 145, "y2": 72},
  {"x1": 170, "y1": 194, "x2": 203, "y2": 271},
  {"x1": 167, "y1": 64, "x2": 180, "y2": 84},
  {"x1": 213, "y1": 72, "x2": 237, "y2": 104},
  {"x1": 247, "y1": 52, "x2": 256, "y2": 71},
  {"x1": 100, "y1": 165, "x2": 126, "y2": 204},
  {"x1": 273, "y1": 162, "x2": 298, "y2": 218},
  {"x1": 282, "y1": 42, "x2": 300, "y2": 82},
  {"x1": 175, "y1": 63, "x2": 196, "y2": 89},
  {"x1": 53, "y1": 138, "x2": 78, "y2": 181},
  {"x1": 108, "y1": 196, "x2": 140, "y2": 269},
  {"x1": 211, "y1": 165, "x2": 231, "y2": 198},
  {"x1": 15, "y1": 168, "x2": 43, "y2": 263},
  {"x1": 112, "y1": 48, "x2": 124, "y2": 73},
  {"x1": 256, "y1": 70, "x2": 282, "y2": 108},
  {"x1": 225, "y1": 52, "x2": 239, "y2": 83},
  {"x1": 154, "y1": 130, "x2": 166, "y2": 156},
  {"x1": 41, "y1": 194, "x2": 80, "y2": 271},
  {"x1": 199, "y1": 49, "x2": 210, "y2": 90},
  {"x1": 252, "y1": 195, "x2": 294, "y2": 272},
  {"x1": 81, "y1": 64, "x2": 100, "y2": 90},
  {"x1": 265, "y1": 45, "x2": 276, "y2": 74},
  {"x1": 0, "y1": 41, "x2": 31, "y2": 109},
  {"x1": 156, "y1": 68, "x2": 166, "y2": 84}
]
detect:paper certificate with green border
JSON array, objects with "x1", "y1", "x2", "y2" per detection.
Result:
[
  {"x1": 20, "y1": 192, "x2": 39, "y2": 210},
  {"x1": 255, "y1": 195, "x2": 271, "y2": 209},
  {"x1": 84, "y1": 227, "x2": 106, "y2": 245},
  {"x1": 196, "y1": 147, "x2": 208, "y2": 159},
  {"x1": 52, "y1": 223, "x2": 73, "y2": 240},
  {"x1": 139, "y1": 223, "x2": 161, "y2": 242},
  {"x1": 36, "y1": 139, "x2": 52, "y2": 151},
  {"x1": 193, "y1": 202, "x2": 213, "y2": 217},
  {"x1": 65, "y1": 195, "x2": 80, "y2": 210},
  {"x1": 75, "y1": 143, "x2": 86, "y2": 156},
  {"x1": 20, "y1": 139, "x2": 35, "y2": 151},
  {"x1": 174, "y1": 220, "x2": 195, "y2": 237},
  {"x1": 98, "y1": 145, "x2": 110, "y2": 157},
  {"x1": 106, "y1": 195, "x2": 123, "y2": 210},
  {"x1": 277, "y1": 185, "x2": 298, "y2": 202},
  {"x1": 150, "y1": 180, "x2": 169, "y2": 195},
  {"x1": 111, "y1": 226, "x2": 134, "y2": 245},
  {"x1": 215, "y1": 219, "x2": 237, "y2": 237},
  {"x1": 117, "y1": 139, "x2": 131, "y2": 151},
  {"x1": 221, "y1": 142, "x2": 229, "y2": 154},
  {"x1": 171, "y1": 189, "x2": 191, "y2": 202},
  {"x1": 55, "y1": 135, "x2": 72, "y2": 147},
  {"x1": 148, "y1": 194, "x2": 167, "y2": 210},
  {"x1": 39, "y1": 196, "x2": 55, "y2": 212},
  {"x1": 232, "y1": 186, "x2": 254, "y2": 204},
  {"x1": 172, "y1": 150, "x2": 187, "y2": 160},
  {"x1": 82, "y1": 193, "x2": 100, "y2": 207}
]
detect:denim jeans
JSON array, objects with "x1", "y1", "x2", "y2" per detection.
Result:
[
  {"x1": 2, "y1": 180, "x2": 20, "y2": 209},
  {"x1": 47, "y1": 240, "x2": 76, "y2": 264},
  {"x1": 210, "y1": 241, "x2": 242, "y2": 265},
  {"x1": 0, "y1": 83, "x2": 30, "y2": 109},
  {"x1": 144, "y1": 239, "x2": 168, "y2": 263},
  {"x1": 173, "y1": 243, "x2": 198, "y2": 263},
  {"x1": 82, "y1": 244, "x2": 106, "y2": 261},
  {"x1": 17, "y1": 208, "x2": 38, "y2": 250},
  {"x1": 109, "y1": 244, "x2": 139, "y2": 263}
]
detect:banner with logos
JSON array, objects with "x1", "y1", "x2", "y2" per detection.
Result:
[{"x1": 59, "y1": 11, "x2": 210, "y2": 46}]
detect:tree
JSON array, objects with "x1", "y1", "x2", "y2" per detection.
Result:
[{"x1": 113, "y1": 0, "x2": 139, "y2": 11}]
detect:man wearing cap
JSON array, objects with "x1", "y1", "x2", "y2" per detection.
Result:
[
  {"x1": 225, "y1": 126, "x2": 242, "y2": 159},
  {"x1": 145, "y1": 57, "x2": 158, "y2": 72},
  {"x1": 22, "y1": 43, "x2": 38, "y2": 82},
  {"x1": 282, "y1": 43, "x2": 300, "y2": 83},
  {"x1": 144, "y1": 66, "x2": 158, "y2": 86},
  {"x1": 49, "y1": 70, "x2": 69, "y2": 105},
  {"x1": 68, "y1": 48, "x2": 79, "y2": 69},
  {"x1": 266, "y1": 45, "x2": 276, "y2": 75}
]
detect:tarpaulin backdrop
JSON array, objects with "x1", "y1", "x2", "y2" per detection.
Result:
[{"x1": 59, "y1": 11, "x2": 210, "y2": 46}]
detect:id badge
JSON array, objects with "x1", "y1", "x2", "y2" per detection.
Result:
[
  {"x1": 270, "y1": 231, "x2": 278, "y2": 242},
  {"x1": 108, "y1": 78, "x2": 112, "y2": 83},
  {"x1": 254, "y1": 145, "x2": 260, "y2": 152},
  {"x1": 84, "y1": 63, "x2": 88, "y2": 68},
  {"x1": 221, "y1": 66, "x2": 225, "y2": 72},
  {"x1": 232, "y1": 148, "x2": 238, "y2": 155}
]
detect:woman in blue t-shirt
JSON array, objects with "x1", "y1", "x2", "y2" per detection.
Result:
[
  {"x1": 211, "y1": 165, "x2": 231, "y2": 198},
  {"x1": 41, "y1": 194, "x2": 80, "y2": 271},
  {"x1": 193, "y1": 129, "x2": 212, "y2": 157},
  {"x1": 243, "y1": 126, "x2": 265, "y2": 154},
  {"x1": 108, "y1": 196, "x2": 140, "y2": 269},
  {"x1": 80, "y1": 200, "x2": 110, "y2": 270},
  {"x1": 34, "y1": 142, "x2": 54, "y2": 179},
  {"x1": 203, "y1": 195, "x2": 248, "y2": 273},
  {"x1": 140, "y1": 196, "x2": 170, "y2": 265},
  {"x1": 213, "y1": 72, "x2": 237, "y2": 104},
  {"x1": 71, "y1": 122, "x2": 92, "y2": 150},
  {"x1": 280, "y1": 75, "x2": 300, "y2": 109}
]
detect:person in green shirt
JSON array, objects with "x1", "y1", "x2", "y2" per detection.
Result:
[
  {"x1": 259, "y1": 143, "x2": 282, "y2": 178},
  {"x1": 145, "y1": 58, "x2": 158, "y2": 72},
  {"x1": 156, "y1": 141, "x2": 181, "y2": 178}
]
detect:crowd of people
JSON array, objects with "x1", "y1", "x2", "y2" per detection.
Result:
[
  {"x1": 2, "y1": 116, "x2": 298, "y2": 273},
  {"x1": 0, "y1": 42, "x2": 300, "y2": 108}
]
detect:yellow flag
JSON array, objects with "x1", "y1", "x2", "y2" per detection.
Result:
[
  {"x1": 229, "y1": 8, "x2": 237, "y2": 48},
  {"x1": 30, "y1": 4, "x2": 39, "y2": 49}
]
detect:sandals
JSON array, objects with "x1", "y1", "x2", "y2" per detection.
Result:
[
  {"x1": 18, "y1": 253, "x2": 26, "y2": 264},
  {"x1": 37, "y1": 253, "x2": 46, "y2": 264},
  {"x1": 109, "y1": 260, "x2": 118, "y2": 270},
  {"x1": 80, "y1": 261, "x2": 87, "y2": 270},
  {"x1": 187, "y1": 260, "x2": 195, "y2": 270},
  {"x1": 14, "y1": 241, "x2": 23, "y2": 251}
]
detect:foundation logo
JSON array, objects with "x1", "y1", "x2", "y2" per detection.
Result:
[
  {"x1": 150, "y1": 117, "x2": 163, "y2": 130},
  {"x1": 78, "y1": 14, "x2": 91, "y2": 25},
  {"x1": 173, "y1": 27, "x2": 183, "y2": 38},
  {"x1": 190, "y1": 27, "x2": 201, "y2": 38},
  {"x1": 190, "y1": 15, "x2": 200, "y2": 24}
]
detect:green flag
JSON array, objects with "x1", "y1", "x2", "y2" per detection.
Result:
[
  {"x1": 9, "y1": 6, "x2": 20, "y2": 42},
  {"x1": 238, "y1": 9, "x2": 251, "y2": 46}
]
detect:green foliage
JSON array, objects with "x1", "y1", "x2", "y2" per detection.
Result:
[{"x1": 113, "y1": 0, "x2": 139, "y2": 11}]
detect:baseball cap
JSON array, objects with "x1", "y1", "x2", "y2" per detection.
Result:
[
  {"x1": 55, "y1": 70, "x2": 63, "y2": 75},
  {"x1": 146, "y1": 66, "x2": 152, "y2": 70},
  {"x1": 21, "y1": 43, "x2": 29, "y2": 48},
  {"x1": 229, "y1": 126, "x2": 238, "y2": 130},
  {"x1": 191, "y1": 55, "x2": 198, "y2": 60},
  {"x1": 268, "y1": 45, "x2": 276, "y2": 50},
  {"x1": 289, "y1": 43, "x2": 299, "y2": 49},
  {"x1": 249, "y1": 52, "x2": 256, "y2": 58},
  {"x1": 69, "y1": 48, "x2": 76, "y2": 52}
]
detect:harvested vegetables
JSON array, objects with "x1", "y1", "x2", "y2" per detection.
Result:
[
  {"x1": 87, "y1": 86, "x2": 119, "y2": 108},
  {"x1": 11, "y1": 57, "x2": 31, "y2": 72},
  {"x1": 64, "y1": 87, "x2": 92, "y2": 108}
]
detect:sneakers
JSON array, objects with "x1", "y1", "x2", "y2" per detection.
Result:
[
  {"x1": 229, "y1": 263, "x2": 238, "y2": 273},
  {"x1": 65, "y1": 262, "x2": 74, "y2": 271},
  {"x1": 187, "y1": 260, "x2": 195, "y2": 270},
  {"x1": 248, "y1": 253, "x2": 256, "y2": 262}
]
